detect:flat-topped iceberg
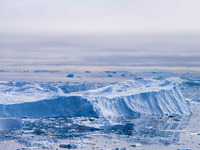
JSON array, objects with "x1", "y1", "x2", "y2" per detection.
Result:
[
  {"x1": 0, "y1": 78, "x2": 191, "y2": 121},
  {"x1": 75, "y1": 77, "x2": 191, "y2": 120}
]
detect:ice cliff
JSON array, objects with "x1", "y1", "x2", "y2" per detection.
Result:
[{"x1": 0, "y1": 78, "x2": 191, "y2": 121}]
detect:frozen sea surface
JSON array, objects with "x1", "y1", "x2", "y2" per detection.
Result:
[
  {"x1": 0, "y1": 71, "x2": 200, "y2": 149},
  {"x1": 0, "y1": 115, "x2": 192, "y2": 150}
]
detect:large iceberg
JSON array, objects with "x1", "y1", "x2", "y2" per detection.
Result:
[
  {"x1": 0, "y1": 78, "x2": 191, "y2": 121},
  {"x1": 74, "y1": 77, "x2": 192, "y2": 120}
]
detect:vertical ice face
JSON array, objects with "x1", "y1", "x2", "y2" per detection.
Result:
[
  {"x1": 0, "y1": 77, "x2": 191, "y2": 120},
  {"x1": 79, "y1": 77, "x2": 191, "y2": 121}
]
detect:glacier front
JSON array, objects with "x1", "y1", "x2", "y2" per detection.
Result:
[{"x1": 0, "y1": 77, "x2": 191, "y2": 121}]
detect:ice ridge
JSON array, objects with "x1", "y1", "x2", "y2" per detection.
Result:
[{"x1": 0, "y1": 78, "x2": 191, "y2": 121}]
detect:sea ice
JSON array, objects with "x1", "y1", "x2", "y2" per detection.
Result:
[{"x1": 0, "y1": 78, "x2": 191, "y2": 122}]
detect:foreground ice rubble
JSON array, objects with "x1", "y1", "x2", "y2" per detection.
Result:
[
  {"x1": 0, "y1": 115, "x2": 192, "y2": 149},
  {"x1": 0, "y1": 77, "x2": 191, "y2": 121},
  {"x1": 0, "y1": 77, "x2": 196, "y2": 149}
]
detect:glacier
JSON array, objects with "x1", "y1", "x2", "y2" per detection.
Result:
[{"x1": 0, "y1": 78, "x2": 191, "y2": 122}]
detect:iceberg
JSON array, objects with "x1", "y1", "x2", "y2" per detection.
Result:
[
  {"x1": 0, "y1": 118, "x2": 22, "y2": 130},
  {"x1": 0, "y1": 78, "x2": 191, "y2": 121},
  {"x1": 76, "y1": 77, "x2": 191, "y2": 121}
]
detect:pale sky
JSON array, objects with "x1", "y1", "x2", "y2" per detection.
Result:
[
  {"x1": 0, "y1": 0, "x2": 200, "y2": 69},
  {"x1": 1, "y1": 0, "x2": 200, "y2": 34}
]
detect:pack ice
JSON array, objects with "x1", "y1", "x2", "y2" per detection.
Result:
[{"x1": 0, "y1": 78, "x2": 191, "y2": 121}]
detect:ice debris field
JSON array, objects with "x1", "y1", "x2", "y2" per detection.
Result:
[{"x1": 0, "y1": 71, "x2": 200, "y2": 150}]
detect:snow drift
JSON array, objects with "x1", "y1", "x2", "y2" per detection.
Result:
[{"x1": 0, "y1": 78, "x2": 191, "y2": 121}]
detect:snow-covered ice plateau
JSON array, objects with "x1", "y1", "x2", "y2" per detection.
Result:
[{"x1": 0, "y1": 77, "x2": 191, "y2": 122}]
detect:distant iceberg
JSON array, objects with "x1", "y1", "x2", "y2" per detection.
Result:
[{"x1": 0, "y1": 78, "x2": 191, "y2": 122}]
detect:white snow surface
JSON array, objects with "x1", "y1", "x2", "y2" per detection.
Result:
[
  {"x1": 0, "y1": 81, "x2": 64, "y2": 105},
  {"x1": 0, "y1": 77, "x2": 191, "y2": 120}
]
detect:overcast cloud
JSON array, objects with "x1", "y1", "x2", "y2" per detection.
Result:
[
  {"x1": 0, "y1": 0, "x2": 200, "y2": 69},
  {"x1": 1, "y1": 0, "x2": 200, "y2": 33}
]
